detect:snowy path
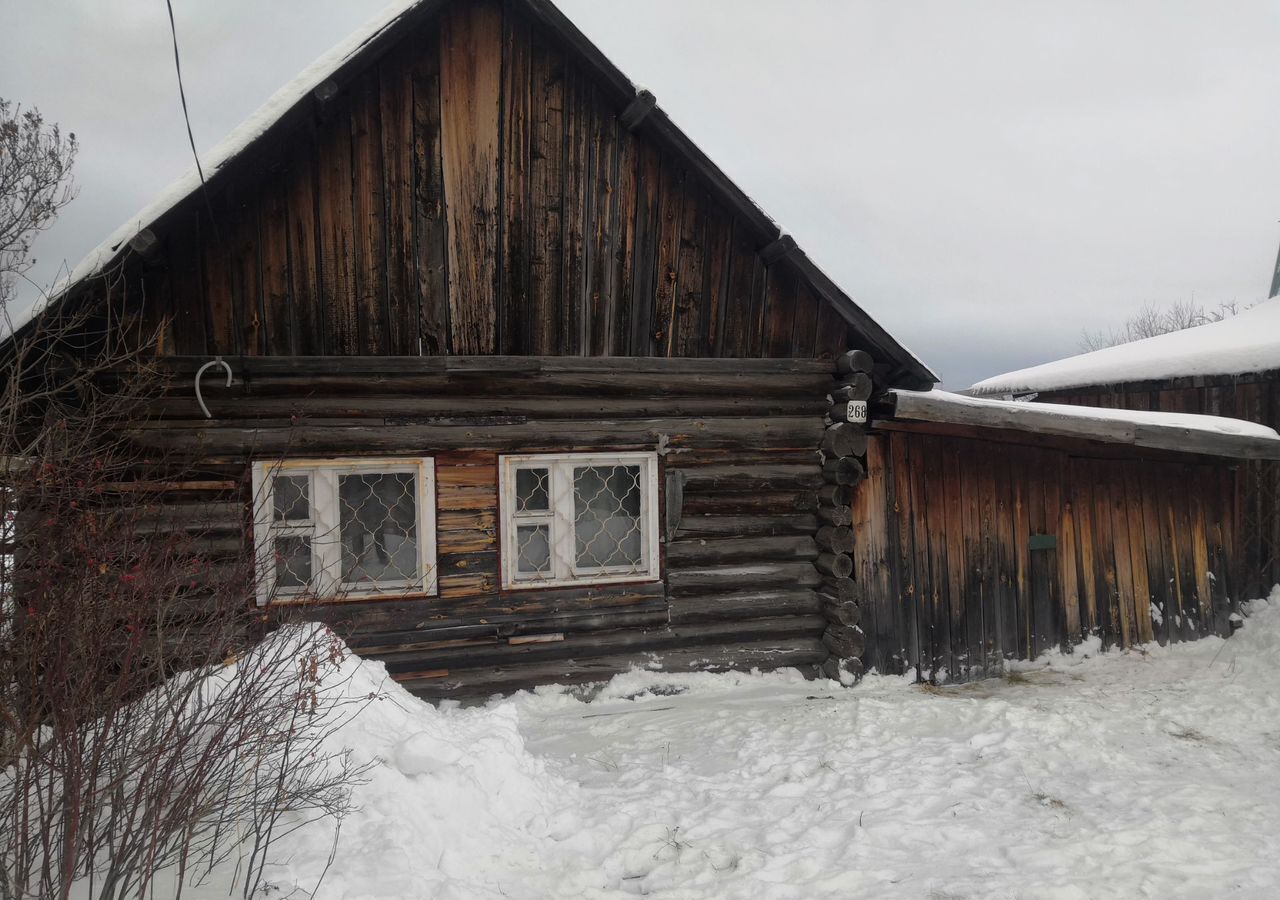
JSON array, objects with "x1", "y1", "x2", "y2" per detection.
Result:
[{"x1": 254, "y1": 591, "x2": 1280, "y2": 899}]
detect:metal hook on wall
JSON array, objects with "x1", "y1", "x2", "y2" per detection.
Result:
[{"x1": 194, "y1": 356, "x2": 233, "y2": 419}]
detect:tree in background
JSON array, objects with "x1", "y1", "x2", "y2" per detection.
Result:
[
  {"x1": 0, "y1": 98, "x2": 367, "y2": 900},
  {"x1": 1079, "y1": 298, "x2": 1245, "y2": 352},
  {"x1": 0, "y1": 99, "x2": 76, "y2": 322}
]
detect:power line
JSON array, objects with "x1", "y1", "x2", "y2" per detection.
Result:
[{"x1": 164, "y1": 0, "x2": 206, "y2": 188}]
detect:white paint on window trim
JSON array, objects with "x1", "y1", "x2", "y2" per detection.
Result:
[
  {"x1": 251, "y1": 457, "x2": 438, "y2": 605},
  {"x1": 498, "y1": 451, "x2": 661, "y2": 591}
]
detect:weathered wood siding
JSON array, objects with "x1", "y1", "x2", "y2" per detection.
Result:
[
  {"x1": 853, "y1": 424, "x2": 1239, "y2": 681},
  {"x1": 138, "y1": 356, "x2": 832, "y2": 697},
  {"x1": 125, "y1": 0, "x2": 856, "y2": 363},
  {"x1": 1039, "y1": 371, "x2": 1280, "y2": 600}
]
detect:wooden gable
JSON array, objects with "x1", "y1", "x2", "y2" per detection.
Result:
[{"x1": 89, "y1": 0, "x2": 931, "y2": 383}]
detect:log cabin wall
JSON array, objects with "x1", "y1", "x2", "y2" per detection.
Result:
[
  {"x1": 1037, "y1": 371, "x2": 1280, "y2": 602},
  {"x1": 852, "y1": 423, "x2": 1240, "y2": 682},
  {"x1": 120, "y1": 0, "x2": 862, "y2": 365},
  {"x1": 139, "y1": 356, "x2": 834, "y2": 698}
]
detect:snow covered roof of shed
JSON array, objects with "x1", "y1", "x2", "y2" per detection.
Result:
[
  {"x1": 16, "y1": 0, "x2": 936, "y2": 387},
  {"x1": 969, "y1": 298, "x2": 1280, "y2": 396},
  {"x1": 886, "y1": 389, "x2": 1280, "y2": 460}
]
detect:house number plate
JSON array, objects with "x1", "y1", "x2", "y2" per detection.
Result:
[{"x1": 846, "y1": 401, "x2": 868, "y2": 423}]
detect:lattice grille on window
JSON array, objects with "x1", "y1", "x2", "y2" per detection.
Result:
[
  {"x1": 573, "y1": 464, "x2": 644, "y2": 573},
  {"x1": 338, "y1": 472, "x2": 419, "y2": 589}
]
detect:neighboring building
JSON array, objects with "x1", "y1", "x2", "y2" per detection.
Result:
[
  {"x1": 21, "y1": 0, "x2": 1280, "y2": 694},
  {"x1": 971, "y1": 299, "x2": 1280, "y2": 600}
]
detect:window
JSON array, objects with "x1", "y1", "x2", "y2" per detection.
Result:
[
  {"x1": 499, "y1": 452, "x2": 660, "y2": 589},
  {"x1": 251, "y1": 458, "x2": 437, "y2": 604}
]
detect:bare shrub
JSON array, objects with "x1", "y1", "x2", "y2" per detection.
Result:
[{"x1": 0, "y1": 98, "x2": 371, "y2": 900}]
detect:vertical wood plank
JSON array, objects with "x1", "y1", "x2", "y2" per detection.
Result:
[
  {"x1": 380, "y1": 44, "x2": 417, "y2": 355},
  {"x1": 651, "y1": 156, "x2": 685, "y2": 356},
  {"x1": 627, "y1": 142, "x2": 661, "y2": 356},
  {"x1": 499, "y1": 4, "x2": 532, "y2": 354},
  {"x1": 701, "y1": 202, "x2": 732, "y2": 358},
  {"x1": 789, "y1": 281, "x2": 821, "y2": 359},
  {"x1": 1122, "y1": 460, "x2": 1153, "y2": 645},
  {"x1": 585, "y1": 91, "x2": 618, "y2": 355},
  {"x1": 942, "y1": 439, "x2": 970, "y2": 676},
  {"x1": 670, "y1": 183, "x2": 707, "y2": 356},
  {"x1": 285, "y1": 126, "x2": 324, "y2": 355},
  {"x1": 1106, "y1": 462, "x2": 1136, "y2": 647},
  {"x1": 351, "y1": 71, "x2": 389, "y2": 355},
  {"x1": 527, "y1": 35, "x2": 564, "y2": 356},
  {"x1": 440, "y1": 0, "x2": 502, "y2": 354},
  {"x1": 167, "y1": 214, "x2": 208, "y2": 354},
  {"x1": 889, "y1": 432, "x2": 920, "y2": 675},
  {"x1": 1070, "y1": 459, "x2": 1099, "y2": 642},
  {"x1": 610, "y1": 127, "x2": 640, "y2": 356},
  {"x1": 1188, "y1": 465, "x2": 1213, "y2": 633},
  {"x1": 259, "y1": 176, "x2": 293, "y2": 355},
  {"x1": 814, "y1": 301, "x2": 847, "y2": 362},
  {"x1": 560, "y1": 65, "x2": 590, "y2": 355},
  {"x1": 721, "y1": 224, "x2": 760, "y2": 358},
  {"x1": 316, "y1": 95, "x2": 358, "y2": 354},
  {"x1": 763, "y1": 262, "x2": 797, "y2": 358}
]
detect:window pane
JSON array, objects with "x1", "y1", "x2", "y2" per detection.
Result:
[
  {"x1": 272, "y1": 475, "x2": 310, "y2": 522},
  {"x1": 515, "y1": 524, "x2": 551, "y2": 576},
  {"x1": 274, "y1": 535, "x2": 312, "y2": 590},
  {"x1": 573, "y1": 464, "x2": 643, "y2": 570},
  {"x1": 515, "y1": 467, "x2": 549, "y2": 513},
  {"x1": 338, "y1": 473, "x2": 418, "y2": 587}
]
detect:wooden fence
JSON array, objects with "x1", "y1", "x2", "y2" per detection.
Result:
[{"x1": 852, "y1": 424, "x2": 1239, "y2": 680}]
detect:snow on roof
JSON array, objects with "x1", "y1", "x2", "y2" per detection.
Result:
[
  {"x1": 889, "y1": 388, "x2": 1280, "y2": 460},
  {"x1": 969, "y1": 297, "x2": 1280, "y2": 396}
]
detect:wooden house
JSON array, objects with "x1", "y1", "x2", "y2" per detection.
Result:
[{"x1": 24, "y1": 0, "x2": 1280, "y2": 695}]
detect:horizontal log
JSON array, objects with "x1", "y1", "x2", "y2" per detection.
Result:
[
  {"x1": 159, "y1": 371, "x2": 836, "y2": 401},
  {"x1": 350, "y1": 608, "x2": 672, "y2": 654},
  {"x1": 822, "y1": 624, "x2": 865, "y2": 658},
  {"x1": 153, "y1": 394, "x2": 830, "y2": 422},
  {"x1": 836, "y1": 350, "x2": 875, "y2": 376},
  {"x1": 679, "y1": 464, "x2": 823, "y2": 493},
  {"x1": 822, "y1": 599, "x2": 860, "y2": 627},
  {"x1": 679, "y1": 489, "x2": 818, "y2": 516},
  {"x1": 320, "y1": 588, "x2": 668, "y2": 640},
  {"x1": 668, "y1": 589, "x2": 822, "y2": 624},
  {"x1": 158, "y1": 355, "x2": 839, "y2": 377},
  {"x1": 817, "y1": 504, "x2": 852, "y2": 526},
  {"x1": 815, "y1": 525, "x2": 855, "y2": 554},
  {"x1": 666, "y1": 562, "x2": 821, "y2": 595},
  {"x1": 822, "y1": 457, "x2": 865, "y2": 486},
  {"x1": 815, "y1": 553, "x2": 853, "y2": 578},
  {"x1": 396, "y1": 638, "x2": 829, "y2": 698},
  {"x1": 674, "y1": 514, "x2": 818, "y2": 539},
  {"x1": 374, "y1": 615, "x2": 827, "y2": 672},
  {"x1": 818, "y1": 577, "x2": 862, "y2": 605},
  {"x1": 127, "y1": 416, "x2": 827, "y2": 455},
  {"x1": 830, "y1": 374, "x2": 873, "y2": 403},
  {"x1": 665, "y1": 535, "x2": 819, "y2": 566},
  {"x1": 820, "y1": 422, "x2": 867, "y2": 459}
]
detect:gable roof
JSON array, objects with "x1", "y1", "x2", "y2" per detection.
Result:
[
  {"x1": 970, "y1": 297, "x2": 1280, "y2": 395},
  {"x1": 30, "y1": 0, "x2": 936, "y2": 386}
]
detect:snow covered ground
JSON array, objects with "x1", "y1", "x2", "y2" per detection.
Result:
[{"x1": 220, "y1": 588, "x2": 1280, "y2": 899}]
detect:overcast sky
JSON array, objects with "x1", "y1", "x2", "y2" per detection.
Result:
[{"x1": 3, "y1": 0, "x2": 1278, "y2": 387}]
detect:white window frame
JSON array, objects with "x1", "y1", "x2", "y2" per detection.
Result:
[
  {"x1": 498, "y1": 451, "x2": 660, "y2": 590},
  {"x1": 251, "y1": 457, "x2": 437, "y2": 605}
]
